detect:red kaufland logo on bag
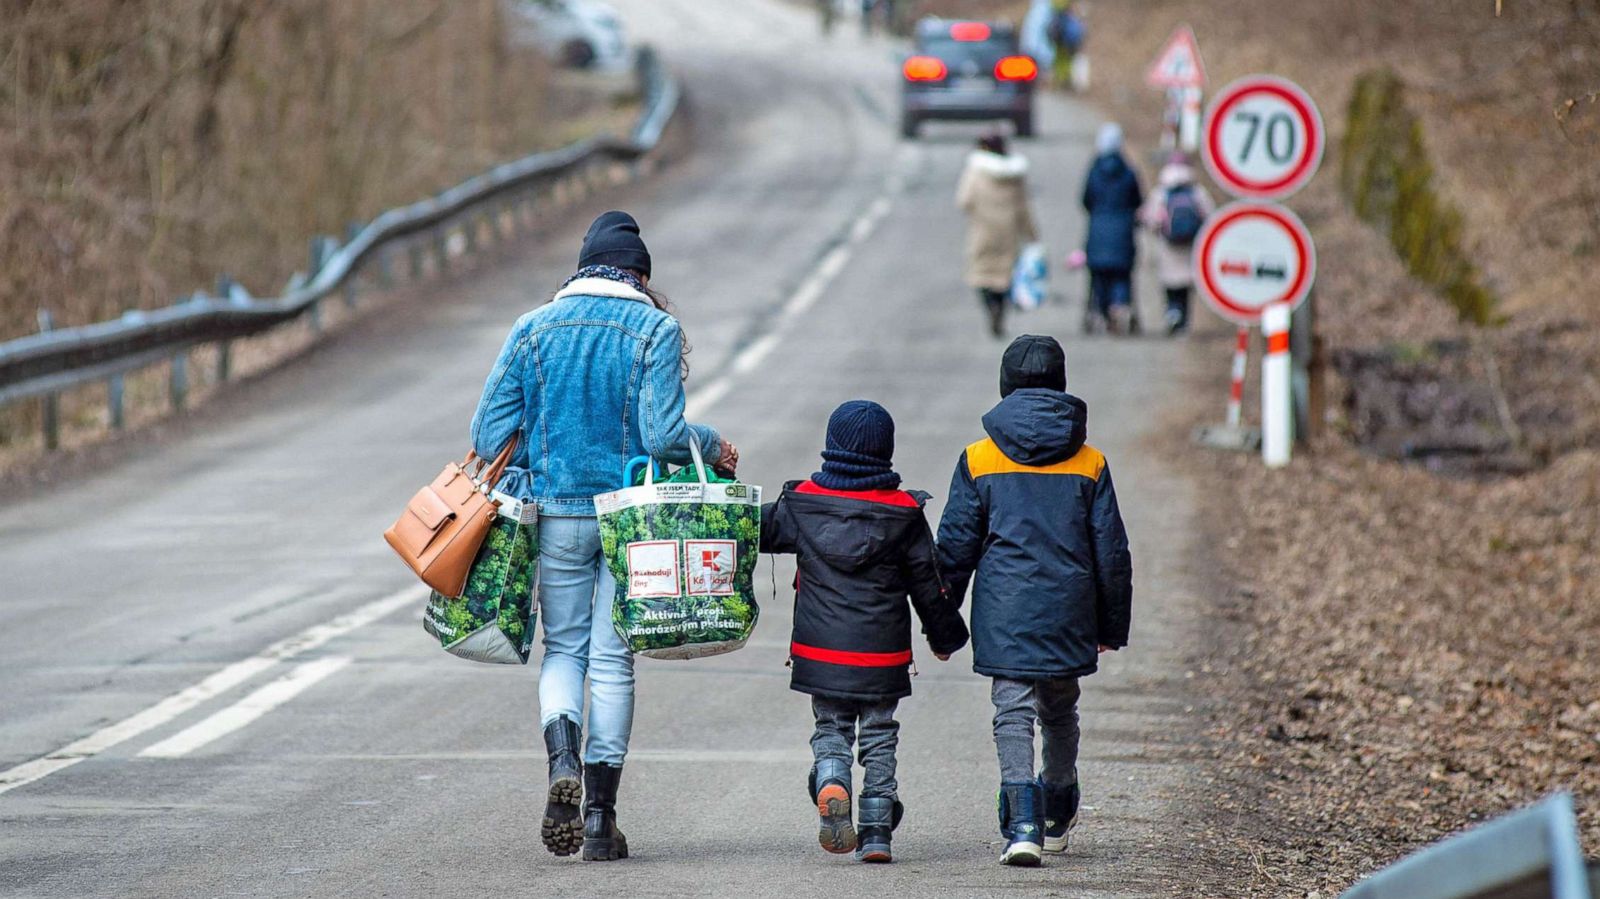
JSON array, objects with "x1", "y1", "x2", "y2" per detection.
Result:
[
  {"x1": 626, "y1": 540, "x2": 681, "y2": 598},
  {"x1": 685, "y1": 540, "x2": 736, "y2": 596}
]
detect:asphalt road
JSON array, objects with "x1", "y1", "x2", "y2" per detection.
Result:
[{"x1": 0, "y1": 2, "x2": 1215, "y2": 896}]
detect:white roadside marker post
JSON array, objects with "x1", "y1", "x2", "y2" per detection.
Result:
[{"x1": 1262, "y1": 302, "x2": 1292, "y2": 468}]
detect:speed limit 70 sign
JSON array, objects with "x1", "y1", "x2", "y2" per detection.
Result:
[{"x1": 1203, "y1": 75, "x2": 1324, "y2": 200}]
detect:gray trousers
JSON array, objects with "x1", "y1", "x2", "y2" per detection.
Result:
[
  {"x1": 991, "y1": 677, "x2": 1081, "y2": 786},
  {"x1": 811, "y1": 696, "x2": 900, "y2": 799}
]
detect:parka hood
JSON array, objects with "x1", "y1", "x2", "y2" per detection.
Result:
[
  {"x1": 1091, "y1": 152, "x2": 1131, "y2": 178},
  {"x1": 981, "y1": 389, "x2": 1088, "y2": 466},
  {"x1": 967, "y1": 150, "x2": 1030, "y2": 179},
  {"x1": 779, "y1": 482, "x2": 929, "y2": 572}
]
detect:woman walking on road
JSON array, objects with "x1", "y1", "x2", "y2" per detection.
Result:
[
  {"x1": 470, "y1": 211, "x2": 737, "y2": 862},
  {"x1": 958, "y1": 133, "x2": 1040, "y2": 338},
  {"x1": 1139, "y1": 152, "x2": 1214, "y2": 335},
  {"x1": 1080, "y1": 123, "x2": 1144, "y2": 335}
]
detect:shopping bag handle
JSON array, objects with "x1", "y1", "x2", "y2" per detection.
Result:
[{"x1": 642, "y1": 434, "x2": 710, "y2": 486}]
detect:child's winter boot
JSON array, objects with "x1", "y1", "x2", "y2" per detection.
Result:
[
  {"x1": 855, "y1": 796, "x2": 903, "y2": 863},
  {"x1": 997, "y1": 781, "x2": 1045, "y2": 866},
  {"x1": 540, "y1": 716, "x2": 583, "y2": 856},
  {"x1": 1039, "y1": 777, "x2": 1080, "y2": 854},
  {"x1": 809, "y1": 758, "x2": 856, "y2": 854}
]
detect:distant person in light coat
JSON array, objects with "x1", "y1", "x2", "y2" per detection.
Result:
[
  {"x1": 1139, "y1": 153, "x2": 1214, "y2": 335},
  {"x1": 958, "y1": 133, "x2": 1040, "y2": 339}
]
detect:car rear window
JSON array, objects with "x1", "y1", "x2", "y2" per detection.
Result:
[{"x1": 920, "y1": 36, "x2": 1015, "y2": 66}]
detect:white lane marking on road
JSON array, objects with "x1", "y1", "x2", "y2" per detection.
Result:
[
  {"x1": 683, "y1": 175, "x2": 904, "y2": 421},
  {"x1": 139, "y1": 657, "x2": 354, "y2": 759},
  {"x1": 0, "y1": 586, "x2": 423, "y2": 795}
]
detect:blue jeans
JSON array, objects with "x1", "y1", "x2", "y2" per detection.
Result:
[{"x1": 537, "y1": 515, "x2": 634, "y2": 765}]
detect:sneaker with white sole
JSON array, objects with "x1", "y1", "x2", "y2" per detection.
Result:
[
  {"x1": 1040, "y1": 778, "x2": 1080, "y2": 853},
  {"x1": 997, "y1": 782, "x2": 1045, "y2": 867}
]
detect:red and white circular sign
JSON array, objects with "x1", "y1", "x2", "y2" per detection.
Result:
[
  {"x1": 1203, "y1": 75, "x2": 1324, "y2": 200},
  {"x1": 1194, "y1": 201, "x2": 1317, "y2": 324}
]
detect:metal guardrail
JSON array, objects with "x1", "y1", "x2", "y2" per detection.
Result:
[
  {"x1": 1338, "y1": 793, "x2": 1592, "y2": 899},
  {"x1": 0, "y1": 47, "x2": 681, "y2": 443}
]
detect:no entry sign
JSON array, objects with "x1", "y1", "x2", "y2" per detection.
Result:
[
  {"x1": 1195, "y1": 202, "x2": 1316, "y2": 324},
  {"x1": 1203, "y1": 75, "x2": 1323, "y2": 200}
]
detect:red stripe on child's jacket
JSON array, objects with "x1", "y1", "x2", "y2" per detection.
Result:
[
  {"x1": 794, "y1": 480, "x2": 919, "y2": 508},
  {"x1": 791, "y1": 641, "x2": 913, "y2": 667}
]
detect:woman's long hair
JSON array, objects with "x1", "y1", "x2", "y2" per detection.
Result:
[{"x1": 643, "y1": 284, "x2": 692, "y2": 380}]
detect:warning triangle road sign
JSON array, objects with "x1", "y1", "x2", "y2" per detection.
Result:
[{"x1": 1146, "y1": 25, "x2": 1206, "y2": 89}]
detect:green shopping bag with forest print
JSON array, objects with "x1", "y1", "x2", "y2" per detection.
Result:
[
  {"x1": 595, "y1": 439, "x2": 762, "y2": 660},
  {"x1": 422, "y1": 490, "x2": 538, "y2": 664}
]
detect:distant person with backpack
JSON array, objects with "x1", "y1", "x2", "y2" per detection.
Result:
[
  {"x1": 1139, "y1": 152, "x2": 1214, "y2": 335},
  {"x1": 1045, "y1": 0, "x2": 1085, "y2": 88},
  {"x1": 1080, "y1": 123, "x2": 1144, "y2": 335}
]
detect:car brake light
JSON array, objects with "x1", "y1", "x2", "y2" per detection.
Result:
[
  {"x1": 903, "y1": 56, "x2": 948, "y2": 82},
  {"x1": 994, "y1": 55, "x2": 1038, "y2": 81},
  {"x1": 950, "y1": 22, "x2": 991, "y2": 42}
]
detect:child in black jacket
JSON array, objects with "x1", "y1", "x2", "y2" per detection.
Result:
[{"x1": 761, "y1": 400, "x2": 969, "y2": 864}]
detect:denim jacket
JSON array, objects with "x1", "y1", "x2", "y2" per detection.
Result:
[{"x1": 470, "y1": 276, "x2": 723, "y2": 516}]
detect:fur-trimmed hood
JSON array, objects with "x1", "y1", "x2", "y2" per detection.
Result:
[{"x1": 965, "y1": 150, "x2": 1030, "y2": 179}]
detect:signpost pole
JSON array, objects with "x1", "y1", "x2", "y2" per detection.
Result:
[
  {"x1": 1179, "y1": 86, "x2": 1203, "y2": 153},
  {"x1": 1227, "y1": 326, "x2": 1249, "y2": 429},
  {"x1": 1262, "y1": 303, "x2": 1292, "y2": 468}
]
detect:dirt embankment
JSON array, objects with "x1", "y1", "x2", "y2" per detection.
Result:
[{"x1": 1071, "y1": 1, "x2": 1600, "y2": 894}]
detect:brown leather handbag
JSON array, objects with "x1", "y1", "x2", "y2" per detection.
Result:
[{"x1": 384, "y1": 437, "x2": 519, "y2": 598}]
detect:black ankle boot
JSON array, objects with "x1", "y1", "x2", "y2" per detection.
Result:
[
  {"x1": 810, "y1": 758, "x2": 855, "y2": 855},
  {"x1": 582, "y1": 763, "x2": 628, "y2": 861},
  {"x1": 855, "y1": 796, "x2": 902, "y2": 863},
  {"x1": 540, "y1": 717, "x2": 583, "y2": 856}
]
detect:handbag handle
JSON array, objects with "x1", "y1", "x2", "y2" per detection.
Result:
[{"x1": 460, "y1": 434, "x2": 520, "y2": 492}]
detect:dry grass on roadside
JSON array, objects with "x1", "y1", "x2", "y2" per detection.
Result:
[
  {"x1": 1078, "y1": 0, "x2": 1600, "y2": 894},
  {"x1": 0, "y1": 1, "x2": 642, "y2": 463}
]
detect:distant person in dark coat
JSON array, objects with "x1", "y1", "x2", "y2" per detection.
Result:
[
  {"x1": 936, "y1": 335, "x2": 1133, "y2": 867},
  {"x1": 1081, "y1": 123, "x2": 1144, "y2": 334},
  {"x1": 762, "y1": 400, "x2": 969, "y2": 865}
]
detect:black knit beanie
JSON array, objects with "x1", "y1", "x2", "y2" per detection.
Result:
[
  {"x1": 812, "y1": 400, "x2": 901, "y2": 491},
  {"x1": 578, "y1": 210, "x2": 651, "y2": 277},
  {"x1": 1000, "y1": 334, "x2": 1067, "y2": 397}
]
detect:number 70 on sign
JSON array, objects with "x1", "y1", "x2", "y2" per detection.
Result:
[{"x1": 1203, "y1": 75, "x2": 1324, "y2": 200}]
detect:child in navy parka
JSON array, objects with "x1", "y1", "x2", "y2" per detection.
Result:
[{"x1": 936, "y1": 334, "x2": 1133, "y2": 867}]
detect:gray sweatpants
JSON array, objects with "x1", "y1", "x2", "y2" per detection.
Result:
[
  {"x1": 811, "y1": 696, "x2": 900, "y2": 799},
  {"x1": 991, "y1": 677, "x2": 1081, "y2": 787}
]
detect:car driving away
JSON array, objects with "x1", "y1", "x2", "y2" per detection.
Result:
[{"x1": 900, "y1": 19, "x2": 1037, "y2": 139}]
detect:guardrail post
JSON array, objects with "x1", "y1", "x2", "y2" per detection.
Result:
[
  {"x1": 408, "y1": 239, "x2": 426, "y2": 280},
  {"x1": 36, "y1": 309, "x2": 59, "y2": 450},
  {"x1": 170, "y1": 352, "x2": 189, "y2": 412},
  {"x1": 462, "y1": 218, "x2": 479, "y2": 254},
  {"x1": 342, "y1": 224, "x2": 361, "y2": 308},
  {"x1": 500, "y1": 198, "x2": 517, "y2": 240},
  {"x1": 520, "y1": 189, "x2": 538, "y2": 229},
  {"x1": 213, "y1": 276, "x2": 235, "y2": 384},
  {"x1": 308, "y1": 238, "x2": 333, "y2": 332},
  {"x1": 108, "y1": 375, "x2": 125, "y2": 430},
  {"x1": 433, "y1": 227, "x2": 450, "y2": 275}
]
